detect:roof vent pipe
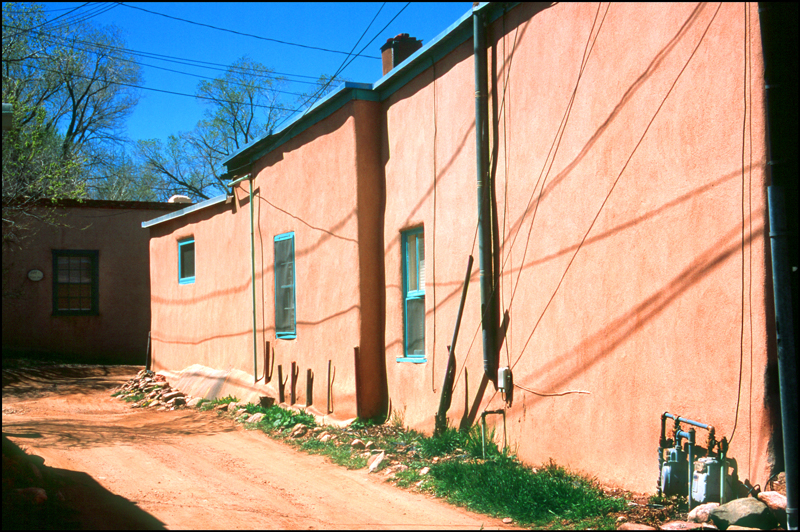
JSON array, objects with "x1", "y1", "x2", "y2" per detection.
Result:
[{"x1": 380, "y1": 33, "x2": 422, "y2": 75}]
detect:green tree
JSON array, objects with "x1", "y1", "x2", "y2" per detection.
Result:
[
  {"x1": 138, "y1": 56, "x2": 288, "y2": 200},
  {"x1": 2, "y1": 2, "x2": 142, "y2": 201}
]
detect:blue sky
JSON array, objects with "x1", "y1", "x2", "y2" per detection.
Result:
[{"x1": 18, "y1": 2, "x2": 473, "y2": 143}]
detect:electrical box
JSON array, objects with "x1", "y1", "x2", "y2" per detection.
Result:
[{"x1": 498, "y1": 367, "x2": 512, "y2": 393}]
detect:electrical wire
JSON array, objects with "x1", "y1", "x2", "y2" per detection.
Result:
[
  {"x1": 115, "y1": 2, "x2": 382, "y2": 60},
  {"x1": 17, "y1": 62, "x2": 304, "y2": 113},
  {"x1": 513, "y1": 383, "x2": 590, "y2": 397},
  {"x1": 270, "y1": 2, "x2": 406, "y2": 139},
  {"x1": 3, "y1": 2, "x2": 88, "y2": 38},
  {"x1": 452, "y1": 3, "x2": 606, "y2": 401},
  {"x1": 730, "y1": 3, "x2": 753, "y2": 456},
  {"x1": 12, "y1": 31, "x2": 309, "y2": 98},
  {"x1": 510, "y1": 2, "x2": 723, "y2": 373},
  {"x1": 3, "y1": 24, "x2": 334, "y2": 87}
]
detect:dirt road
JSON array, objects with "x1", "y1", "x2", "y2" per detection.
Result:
[{"x1": 2, "y1": 365, "x2": 513, "y2": 529}]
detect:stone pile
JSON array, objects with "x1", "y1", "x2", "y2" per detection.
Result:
[
  {"x1": 112, "y1": 369, "x2": 193, "y2": 411},
  {"x1": 619, "y1": 493, "x2": 787, "y2": 530}
]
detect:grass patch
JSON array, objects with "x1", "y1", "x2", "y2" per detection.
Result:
[
  {"x1": 122, "y1": 392, "x2": 144, "y2": 403},
  {"x1": 200, "y1": 394, "x2": 240, "y2": 411},
  {"x1": 423, "y1": 457, "x2": 625, "y2": 528},
  {"x1": 295, "y1": 437, "x2": 367, "y2": 469}
]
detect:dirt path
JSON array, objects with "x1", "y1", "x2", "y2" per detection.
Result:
[{"x1": 2, "y1": 365, "x2": 514, "y2": 530}]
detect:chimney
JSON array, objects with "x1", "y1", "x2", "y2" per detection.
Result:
[{"x1": 380, "y1": 33, "x2": 422, "y2": 75}]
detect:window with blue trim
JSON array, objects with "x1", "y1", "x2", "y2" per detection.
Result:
[
  {"x1": 274, "y1": 232, "x2": 296, "y2": 339},
  {"x1": 401, "y1": 228, "x2": 425, "y2": 361},
  {"x1": 178, "y1": 238, "x2": 195, "y2": 284}
]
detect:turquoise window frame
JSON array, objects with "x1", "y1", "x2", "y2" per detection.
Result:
[
  {"x1": 274, "y1": 232, "x2": 297, "y2": 339},
  {"x1": 399, "y1": 227, "x2": 426, "y2": 363},
  {"x1": 178, "y1": 238, "x2": 195, "y2": 285}
]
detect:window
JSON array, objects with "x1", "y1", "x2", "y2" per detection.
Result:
[
  {"x1": 401, "y1": 228, "x2": 425, "y2": 361},
  {"x1": 274, "y1": 232, "x2": 296, "y2": 339},
  {"x1": 178, "y1": 238, "x2": 195, "y2": 284},
  {"x1": 52, "y1": 250, "x2": 99, "y2": 315}
]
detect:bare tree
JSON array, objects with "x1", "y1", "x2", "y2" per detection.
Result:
[{"x1": 137, "y1": 56, "x2": 288, "y2": 200}]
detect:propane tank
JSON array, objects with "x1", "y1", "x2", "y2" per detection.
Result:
[{"x1": 660, "y1": 446, "x2": 688, "y2": 496}]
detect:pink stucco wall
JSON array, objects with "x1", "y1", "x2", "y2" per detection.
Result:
[
  {"x1": 149, "y1": 100, "x2": 385, "y2": 420},
  {"x1": 381, "y1": 2, "x2": 775, "y2": 493},
  {"x1": 147, "y1": 2, "x2": 778, "y2": 494},
  {"x1": 2, "y1": 201, "x2": 180, "y2": 363}
]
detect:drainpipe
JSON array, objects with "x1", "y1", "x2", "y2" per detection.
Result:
[
  {"x1": 758, "y1": 3, "x2": 798, "y2": 529},
  {"x1": 228, "y1": 173, "x2": 259, "y2": 384},
  {"x1": 474, "y1": 6, "x2": 498, "y2": 383}
]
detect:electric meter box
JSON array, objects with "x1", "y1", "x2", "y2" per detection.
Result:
[{"x1": 498, "y1": 367, "x2": 512, "y2": 393}]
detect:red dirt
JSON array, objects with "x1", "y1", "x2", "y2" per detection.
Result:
[{"x1": 2, "y1": 364, "x2": 517, "y2": 529}]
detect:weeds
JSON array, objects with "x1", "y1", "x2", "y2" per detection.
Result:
[{"x1": 122, "y1": 392, "x2": 144, "y2": 403}]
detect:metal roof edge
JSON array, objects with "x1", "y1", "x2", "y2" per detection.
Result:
[{"x1": 141, "y1": 194, "x2": 228, "y2": 229}]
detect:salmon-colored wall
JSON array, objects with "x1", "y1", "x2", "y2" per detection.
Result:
[
  {"x1": 147, "y1": 2, "x2": 777, "y2": 495},
  {"x1": 2, "y1": 203, "x2": 178, "y2": 362},
  {"x1": 149, "y1": 100, "x2": 385, "y2": 420},
  {"x1": 381, "y1": 2, "x2": 775, "y2": 493}
]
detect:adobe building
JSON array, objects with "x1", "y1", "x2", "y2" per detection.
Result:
[
  {"x1": 144, "y1": 2, "x2": 797, "y2": 496},
  {"x1": 2, "y1": 199, "x2": 185, "y2": 364}
]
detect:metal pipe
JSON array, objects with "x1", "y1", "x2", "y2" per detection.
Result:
[
  {"x1": 664, "y1": 412, "x2": 712, "y2": 431},
  {"x1": 228, "y1": 174, "x2": 258, "y2": 384},
  {"x1": 473, "y1": 7, "x2": 497, "y2": 382},
  {"x1": 758, "y1": 3, "x2": 798, "y2": 527},
  {"x1": 481, "y1": 409, "x2": 505, "y2": 458},
  {"x1": 327, "y1": 360, "x2": 332, "y2": 414}
]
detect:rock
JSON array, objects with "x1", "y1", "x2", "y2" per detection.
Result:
[
  {"x1": 351, "y1": 439, "x2": 365, "y2": 449},
  {"x1": 616, "y1": 516, "x2": 627, "y2": 523},
  {"x1": 227, "y1": 402, "x2": 240, "y2": 412},
  {"x1": 726, "y1": 527, "x2": 762, "y2": 531},
  {"x1": 368, "y1": 451, "x2": 385, "y2": 473},
  {"x1": 234, "y1": 408, "x2": 248, "y2": 417},
  {"x1": 502, "y1": 517, "x2": 513, "y2": 524},
  {"x1": 290, "y1": 424, "x2": 308, "y2": 438},
  {"x1": 689, "y1": 503, "x2": 720, "y2": 523},
  {"x1": 419, "y1": 467, "x2": 430, "y2": 476},
  {"x1": 247, "y1": 413, "x2": 265, "y2": 424},
  {"x1": 660, "y1": 521, "x2": 699, "y2": 530},
  {"x1": 214, "y1": 403, "x2": 229, "y2": 412},
  {"x1": 162, "y1": 391, "x2": 185, "y2": 402},
  {"x1": 415, "y1": 480, "x2": 425, "y2": 488},
  {"x1": 709, "y1": 498, "x2": 778, "y2": 530},
  {"x1": 186, "y1": 397, "x2": 202, "y2": 407},
  {"x1": 757, "y1": 491, "x2": 786, "y2": 512},
  {"x1": 171, "y1": 397, "x2": 186, "y2": 407},
  {"x1": 15, "y1": 487, "x2": 47, "y2": 505},
  {"x1": 365, "y1": 441, "x2": 375, "y2": 450},
  {"x1": 617, "y1": 523, "x2": 656, "y2": 530},
  {"x1": 432, "y1": 456, "x2": 439, "y2": 463},
  {"x1": 29, "y1": 463, "x2": 42, "y2": 480},
  {"x1": 311, "y1": 427, "x2": 324, "y2": 434}
]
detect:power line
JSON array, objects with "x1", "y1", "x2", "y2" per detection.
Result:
[
  {"x1": 3, "y1": 23, "x2": 336, "y2": 87},
  {"x1": 17, "y1": 31, "x2": 312, "y2": 98},
  {"x1": 114, "y1": 2, "x2": 382, "y2": 61},
  {"x1": 273, "y1": 2, "x2": 408, "y2": 131},
  {"x1": 20, "y1": 62, "x2": 304, "y2": 114}
]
